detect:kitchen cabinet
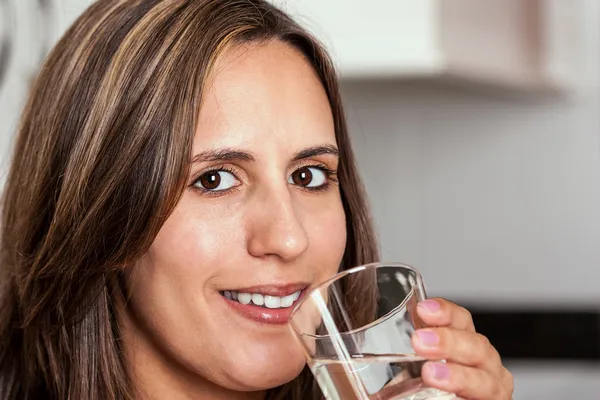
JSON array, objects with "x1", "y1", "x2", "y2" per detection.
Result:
[{"x1": 269, "y1": 0, "x2": 584, "y2": 93}]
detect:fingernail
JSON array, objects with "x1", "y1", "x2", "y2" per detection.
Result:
[
  {"x1": 418, "y1": 299, "x2": 441, "y2": 313},
  {"x1": 416, "y1": 329, "x2": 439, "y2": 346},
  {"x1": 427, "y1": 362, "x2": 451, "y2": 381}
]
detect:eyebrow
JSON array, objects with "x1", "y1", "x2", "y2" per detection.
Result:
[
  {"x1": 291, "y1": 145, "x2": 339, "y2": 161},
  {"x1": 192, "y1": 144, "x2": 339, "y2": 164},
  {"x1": 192, "y1": 149, "x2": 255, "y2": 163}
]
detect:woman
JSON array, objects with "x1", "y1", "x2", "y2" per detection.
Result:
[{"x1": 0, "y1": 1, "x2": 513, "y2": 399}]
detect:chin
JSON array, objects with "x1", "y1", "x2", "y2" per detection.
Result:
[{"x1": 222, "y1": 352, "x2": 307, "y2": 391}]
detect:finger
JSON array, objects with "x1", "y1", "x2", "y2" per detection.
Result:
[
  {"x1": 412, "y1": 327, "x2": 503, "y2": 376},
  {"x1": 416, "y1": 298, "x2": 475, "y2": 331},
  {"x1": 421, "y1": 361, "x2": 510, "y2": 400},
  {"x1": 500, "y1": 366, "x2": 515, "y2": 397}
]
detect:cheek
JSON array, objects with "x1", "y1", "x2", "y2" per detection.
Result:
[
  {"x1": 129, "y1": 194, "x2": 248, "y2": 336},
  {"x1": 154, "y1": 198, "x2": 245, "y2": 264},
  {"x1": 122, "y1": 197, "x2": 248, "y2": 367},
  {"x1": 304, "y1": 196, "x2": 347, "y2": 278},
  {"x1": 124, "y1": 196, "x2": 226, "y2": 322}
]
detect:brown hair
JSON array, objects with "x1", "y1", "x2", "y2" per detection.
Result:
[{"x1": 0, "y1": 1, "x2": 378, "y2": 399}]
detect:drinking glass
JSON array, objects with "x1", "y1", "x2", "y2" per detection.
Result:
[{"x1": 289, "y1": 262, "x2": 456, "y2": 400}]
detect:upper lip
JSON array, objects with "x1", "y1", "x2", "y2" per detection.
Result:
[{"x1": 224, "y1": 282, "x2": 309, "y2": 297}]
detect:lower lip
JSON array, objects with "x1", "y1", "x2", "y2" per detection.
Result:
[{"x1": 222, "y1": 291, "x2": 307, "y2": 325}]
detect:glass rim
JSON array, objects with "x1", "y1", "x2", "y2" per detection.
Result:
[{"x1": 289, "y1": 261, "x2": 423, "y2": 338}]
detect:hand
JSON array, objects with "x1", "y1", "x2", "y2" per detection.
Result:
[{"x1": 411, "y1": 298, "x2": 514, "y2": 399}]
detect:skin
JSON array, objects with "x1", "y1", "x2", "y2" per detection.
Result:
[{"x1": 118, "y1": 40, "x2": 514, "y2": 399}]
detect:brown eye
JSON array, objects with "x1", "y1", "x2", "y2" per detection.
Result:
[
  {"x1": 199, "y1": 171, "x2": 220, "y2": 190},
  {"x1": 194, "y1": 170, "x2": 237, "y2": 192},
  {"x1": 288, "y1": 167, "x2": 327, "y2": 188},
  {"x1": 291, "y1": 167, "x2": 313, "y2": 186}
]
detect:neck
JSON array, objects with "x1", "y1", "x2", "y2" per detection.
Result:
[{"x1": 116, "y1": 298, "x2": 266, "y2": 400}]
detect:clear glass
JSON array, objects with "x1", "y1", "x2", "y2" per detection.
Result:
[{"x1": 289, "y1": 262, "x2": 456, "y2": 400}]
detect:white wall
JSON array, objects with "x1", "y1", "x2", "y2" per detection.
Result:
[
  {"x1": 343, "y1": 9, "x2": 600, "y2": 305},
  {"x1": 345, "y1": 80, "x2": 600, "y2": 305}
]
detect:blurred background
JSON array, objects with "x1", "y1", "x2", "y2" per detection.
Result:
[{"x1": 1, "y1": 0, "x2": 599, "y2": 398}]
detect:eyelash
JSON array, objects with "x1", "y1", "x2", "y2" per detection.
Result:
[
  {"x1": 190, "y1": 163, "x2": 338, "y2": 196},
  {"x1": 296, "y1": 164, "x2": 338, "y2": 193},
  {"x1": 191, "y1": 165, "x2": 240, "y2": 197}
]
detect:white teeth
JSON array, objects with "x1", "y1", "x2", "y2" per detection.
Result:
[
  {"x1": 237, "y1": 292, "x2": 251, "y2": 305},
  {"x1": 225, "y1": 290, "x2": 302, "y2": 309},
  {"x1": 264, "y1": 295, "x2": 281, "y2": 308},
  {"x1": 280, "y1": 293, "x2": 295, "y2": 308},
  {"x1": 251, "y1": 293, "x2": 264, "y2": 306}
]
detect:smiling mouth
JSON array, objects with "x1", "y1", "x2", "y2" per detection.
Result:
[{"x1": 220, "y1": 290, "x2": 303, "y2": 309}]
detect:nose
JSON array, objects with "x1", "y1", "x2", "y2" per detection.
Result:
[{"x1": 246, "y1": 187, "x2": 309, "y2": 261}]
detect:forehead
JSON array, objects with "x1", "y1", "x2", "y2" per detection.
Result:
[{"x1": 194, "y1": 40, "x2": 336, "y2": 154}]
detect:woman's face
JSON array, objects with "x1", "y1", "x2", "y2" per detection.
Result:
[{"x1": 122, "y1": 41, "x2": 347, "y2": 395}]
